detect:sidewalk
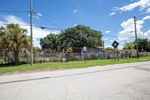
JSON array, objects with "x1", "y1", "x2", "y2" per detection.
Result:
[{"x1": 0, "y1": 61, "x2": 149, "y2": 84}]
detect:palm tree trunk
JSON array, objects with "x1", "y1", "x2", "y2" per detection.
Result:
[{"x1": 14, "y1": 47, "x2": 19, "y2": 65}]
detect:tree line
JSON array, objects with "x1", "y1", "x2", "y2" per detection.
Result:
[
  {"x1": 40, "y1": 25, "x2": 103, "y2": 52},
  {"x1": 1, "y1": 23, "x2": 149, "y2": 65},
  {"x1": 0, "y1": 24, "x2": 103, "y2": 65},
  {"x1": 105, "y1": 39, "x2": 150, "y2": 52}
]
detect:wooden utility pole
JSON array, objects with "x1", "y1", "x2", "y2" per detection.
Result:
[
  {"x1": 30, "y1": 0, "x2": 33, "y2": 65},
  {"x1": 134, "y1": 16, "x2": 139, "y2": 59}
]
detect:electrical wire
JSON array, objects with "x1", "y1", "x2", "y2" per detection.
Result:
[
  {"x1": 74, "y1": 0, "x2": 132, "y2": 18},
  {"x1": 35, "y1": 13, "x2": 64, "y2": 30},
  {"x1": 39, "y1": 13, "x2": 123, "y2": 31},
  {"x1": 0, "y1": 23, "x2": 133, "y2": 38},
  {"x1": 0, "y1": 11, "x2": 30, "y2": 13},
  {"x1": 0, "y1": 23, "x2": 62, "y2": 30},
  {"x1": 62, "y1": 0, "x2": 129, "y2": 19},
  {"x1": 103, "y1": 35, "x2": 135, "y2": 38},
  {"x1": 39, "y1": 13, "x2": 121, "y2": 31},
  {"x1": 48, "y1": 0, "x2": 129, "y2": 21},
  {"x1": 0, "y1": 6, "x2": 28, "y2": 10}
]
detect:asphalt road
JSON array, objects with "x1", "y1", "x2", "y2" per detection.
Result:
[{"x1": 0, "y1": 61, "x2": 150, "y2": 100}]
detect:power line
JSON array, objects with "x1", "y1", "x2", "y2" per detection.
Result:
[
  {"x1": 34, "y1": 25, "x2": 62, "y2": 30},
  {"x1": 0, "y1": 6, "x2": 28, "y2": 10},
  {"x1": 0, "y1": 23, "x2": 62, "y2": 30},
  {"x1": 103, "y1": 34, "x2": 135, "y2": 38},
  {"x1": 143, "y1": 23, "x2": 150, "y2": 28},
  {"x1": 74, "y1": 0, "x2": 132, "y2": 18},
  {"x1": 40, "y1": 13, "x2": 123, "y2": 31},
  {"x1": 62, "y1": 0, "x2": 129, "y2": 19},
  {"x1": 74, "y1": 0, "x2": 113, "y2": 12},
  {"x1": 36, "y1": 13, "x2": 64, "y2": 30},
  {"x1": 0, "y1": 11, "x2": 30, "y2": 13},
  {"x1": 0, "y1": 23, "x2": 136, "y2": 38},
  {"x1": 48, "y1": 0, "x2": 127, "y2": 21}
]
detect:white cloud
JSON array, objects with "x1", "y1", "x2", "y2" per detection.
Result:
[
  {"x1": 110, "y1": 40, "x2": 114, "y2": 42},
  {"x1": 118, "y1": 18, "x2": 143, "y2": 40},
  {"x1": 109, "y1": 12, "x2": 116, "y2": 16},
  {"x1": 104, "y1": 45, "x2": 112, "y2": 49},
  {"x1": 106, "y1": 30, "x2": 111, "y2": 33},
  {"x1": 33, "y1": 16, "x2": 39, "y2": 19},
  {"x1": 0, "y1": 15, "x2": 60, "y2": 48},
  {"x1": 144, "y1": 29, "x2": 150, "y2": 39},
  {"x1": 146, "y1": 7, "x2": 150, "y2": 13},
  {"x1": 37, "y1": 13, "x2": 42, "y2": 16},
  {"x1": 118, "y1": 45, "x2": 123, "y2": 49},
  {"x1": 74, "y1": 9, "x2": 77, "y2": 13},
  {"x1": 28, "y1": 15, "x2": 39, "y2": 20},
  {"x1": 74, "y1": 24, "x2": 77, "y2": 26},
  {"x1": 103, "y1": 38, "x2": 108, "y2": 40},
  {"x1": 143, "y1": 15, "x2": 150, "y2": 20},
  {"x1": 33, "y1": 38, "x2": 41, "y2": 48},
  {"x1": 114, "y1": 0, "x2": 150, "y2": 13}
]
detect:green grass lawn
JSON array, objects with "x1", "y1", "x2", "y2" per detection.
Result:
[
  {"x1": 0, "y1": 59, "x2": 5, "y2": 63},
  {"x1": 0, "y1": 56, "x2": 150, "y2": 75}
]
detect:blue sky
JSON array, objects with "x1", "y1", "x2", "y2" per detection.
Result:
[{"x1": 0, "y1": 0, "x2": 150, "y2": 49}]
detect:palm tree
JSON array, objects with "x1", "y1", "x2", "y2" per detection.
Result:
[{"x1": 0, "y1": 24, "x2": 30, "y2": 65}]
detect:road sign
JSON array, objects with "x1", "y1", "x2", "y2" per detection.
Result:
[
  {"x1": 83, "y1": 47, "x2": 87, "y2": 63},
  {"x1": 83, "y1": 47, "x2": 87, "y2": 51},
  {"x1": 112, "y1": 40, "x2": 119, "y2": 49}
]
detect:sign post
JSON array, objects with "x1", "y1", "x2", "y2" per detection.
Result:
[
  {"x1": 83, "y1": 47, "x2": 87, "y2": 63},
  {"x1": 114, "y1": 49, "x2": 116, "y2": 61},
  {"x1": 117, "y1": 47, "x2": 119, "y2": 61}
]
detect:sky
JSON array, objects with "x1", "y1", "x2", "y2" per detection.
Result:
[{"x1": 0, "y1": 0, "x2": 150, "y2": 49}]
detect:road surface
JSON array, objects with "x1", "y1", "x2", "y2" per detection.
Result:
[{"x1": 0, "y1": 61, "x2": 150, "y2": 100}]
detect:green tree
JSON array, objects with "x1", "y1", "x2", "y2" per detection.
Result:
[
  {"x1": 59, "y1": 25, "x2": 103, "y2": 50},
  {"x1": 40, "y1": 33, "x2": 58, "y2": 51},
  {"x1": 0, "y1": 23, "x2": 30, "y2": 65},
  {"x1": 66, "y1": 47, "x2": 73, "y2": 53},
  {"x1": 33, "y1": 47, "x2": 40, "y2": 54},
  {"x1": 123, "y1": 41, "x2": 136, "y2": 50},
  {"x1": 105, "y1": 47, "x2": 114, "y2": 50},
  {"x1": 134, "y1": 38, "x2": 150, "y2": 52}
]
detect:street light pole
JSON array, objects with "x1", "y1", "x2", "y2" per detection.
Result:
[
  {"x1": 134, "y1": 16, "x2": 139, "y2": 58},
  {"x1": 30, "y1": 0, "x2": 33, "y2": 65}
]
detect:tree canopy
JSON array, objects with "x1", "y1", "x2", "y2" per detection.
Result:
[
  {"x1": 0, "y1": 23, "x2": 30, "y2": 65},
  {"x1": 40, "y1": 33, "x2": 58, "y2": 50},
  {"x1": 105, "y1": 47, "x2": 114, "y2": 50},
  {"x1": 134, "y1": 38, "x2": 150, "y2": 52},
  {"x1": 122, "y1": 39, "x2": 150, "y2": 52},
  {"x1": 123, "y1": 41, "x2": 136, "y2": 50},
  {"x1": 33, "y1": 47, "x2": 40, "y2": 54},
  {"x1": 58, "y1": 25, "x2": 103, "y2": 49}
]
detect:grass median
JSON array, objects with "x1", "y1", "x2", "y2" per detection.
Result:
[{"x1": 0, "y1": 56, "x2": 150, "y2": 75}]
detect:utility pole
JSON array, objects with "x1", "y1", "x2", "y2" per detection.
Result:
[
  {"x1": 134, "y1": 16, "x2": 139, "y2": 59},
  {"x1": 103, "y1": 41, "x2": 105, "y2": 59},
  {"x1": 30, "y1": 0, "x2": 33, "y2": 65}
]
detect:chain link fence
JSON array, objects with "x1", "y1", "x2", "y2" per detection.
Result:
[{"x1": 0, "y1": 52, "x2": 150, "y2": 64}]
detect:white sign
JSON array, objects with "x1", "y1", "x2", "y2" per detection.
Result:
[
  {"x1": 83, "y1": 47, "x2": 87, "y2": 51},
  {"x1": 63, "y1": 58, "x2": 66, "y2": 63}
]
